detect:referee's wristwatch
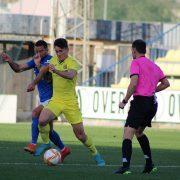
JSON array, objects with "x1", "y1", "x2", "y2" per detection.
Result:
[{"x1": 122, "y1": 99, "x2": 128, "y2": 104}]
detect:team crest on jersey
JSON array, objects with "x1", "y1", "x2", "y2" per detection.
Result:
[
  {"x1": 63, "y1": 64, "x2": 67, "y2": 70},
  {"x1": 46, "y1": 60, "x2": 51, "y2": 63}
]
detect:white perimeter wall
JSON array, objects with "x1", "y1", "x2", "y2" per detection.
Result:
[
  {"x1": 1, "y1": 88, "x2": 179, "y2": 124},
  {"x1": 77, "y1": 86, "x2": 180, "y2": 123},
  {"x1": 0, "y1": 95, "x2": 17, "y2": 123}
]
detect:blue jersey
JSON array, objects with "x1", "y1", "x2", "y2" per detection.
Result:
[{"x1": 27, "y1": 54, "x2": 53, "y2": 102}]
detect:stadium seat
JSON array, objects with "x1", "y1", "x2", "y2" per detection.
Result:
[
  {"x1": 167, "y1": 79, "x2": 180, "y2": 90},
  {"x1": 156, "y1": 49, "x2": 180, "y2": 62},
  {"x1": 156, "y1": 61, "x2": 180, "y2": 76},
  {"x1": 111, "y1": 77, "x2": 130, "y2": 88},
  {"x1": 112, "y1": 77, "x2": 180, "y2": 91}
]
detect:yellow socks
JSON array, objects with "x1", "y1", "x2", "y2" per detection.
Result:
[
  {"x1": 84, "y1": 135, "x2": 98, "y2": 156},
  {"x1": 38, "y1": 124, "x2": 50, "y2": 144}
]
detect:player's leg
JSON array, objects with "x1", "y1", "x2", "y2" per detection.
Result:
[
  {"x1": 135, "y1": 127, "x2": 157, "y2": 173},
  {"x1": 63, "y1": 101, "x2": 105, "y2": 166},
  {"x1": 49, "y1": 122, "x2": 65, "y2": 150},
  {"x1": 38, "y1": 100, "x2": 67, "y2": 154},
  {"x1": 34, "y1": 108, "x2": 56, "y2": 156},
  {"x1": 24, "y1": 102, "x2": 65, "y2": 155},
  {"x1": 71, "y1": 122, "x2": 105, "y2": 166},
  {"x1": 49, "y1": 122, "x2": 71, "y2": 162},
  {"x1": 35, "y1": 101, "x2": 71, "y2": 161},
  {"x1": 24, "y1": 105, "x2": 43, "y2": 154},
  {"x1": 71, "y1": 122, "x2": 96, "y2": 153}
]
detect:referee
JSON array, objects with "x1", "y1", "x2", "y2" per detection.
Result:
[{"x1": 115, "y1": 39, "x2": 170, "y2": 174}]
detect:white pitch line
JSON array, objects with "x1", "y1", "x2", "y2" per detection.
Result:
[{"x1": 0, "y1": 162, "x2": 180, "y2": 168}]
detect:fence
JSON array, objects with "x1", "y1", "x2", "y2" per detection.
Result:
[{"x1": 82, "y1": 23, "x2": 180, "y2": 87}]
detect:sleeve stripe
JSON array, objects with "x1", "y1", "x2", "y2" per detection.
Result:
[
  {"x1": 130, "y1": 74, "x2": 139, "y2": 78},
  {"x1": 159, "y1": 76, "x2": 166, "y2": 81}
]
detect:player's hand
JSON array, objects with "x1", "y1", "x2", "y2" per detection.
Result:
[
  {"x1": 1, "y1": 52, "x2": 11, "y2": 62},
  {"x1": 34, "y1": 53, "x2": 41, "y2": 67},
  {"x1": 27, "y1": 83, "x2": 35, "y2": 92},
  {"x1": 49, "y1": 64, "x2": 56, "y2": 73},
  {"x1": 119, "y1": 101, "x2": 126, "y2": 109}
]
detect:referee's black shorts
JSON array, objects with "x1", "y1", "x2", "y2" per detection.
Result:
[{"x1": 125, "y1": 95, "x2": 158, "y2": 129}]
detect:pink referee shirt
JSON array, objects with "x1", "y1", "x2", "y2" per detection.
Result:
[{"x1": 130, "y1": 56, "x2": 165, "y2": 96}]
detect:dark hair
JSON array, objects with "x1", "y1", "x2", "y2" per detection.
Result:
[
  {"x1": 54, "y1": 38, "x2": 68, "y2": 49},
  {"x1": 132, "y1": 39, "x2": 146, "y2": 54},
  {"x1": 35, "y1": 40, "x2": 48, "y2": 49}
]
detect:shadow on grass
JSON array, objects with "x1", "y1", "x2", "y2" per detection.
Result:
[{"x1": 0, "y1": 141, "x2": 179, "y2": 180}]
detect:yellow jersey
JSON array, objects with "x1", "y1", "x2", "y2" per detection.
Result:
[{"x1": 50, "y1": 55, "x2": 81, "y2": 101}]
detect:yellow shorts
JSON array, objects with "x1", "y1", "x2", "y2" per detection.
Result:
[{"x1": 45, "y1": 99, "x2": 82, "y2": 125}]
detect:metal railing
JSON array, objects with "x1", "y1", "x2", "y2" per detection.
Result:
[{"x1": 81, "y1": 23, "x2": 180, "y2": 87}]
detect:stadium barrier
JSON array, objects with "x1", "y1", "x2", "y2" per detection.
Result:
[
  {"x1": 0, "y1": 95, "x2": 17, "y2": 123},
  {"x1": 76, "y1": 86, "x2": 180, "y2": 123}
]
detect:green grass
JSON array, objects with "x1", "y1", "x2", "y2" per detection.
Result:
[{"x1": 0, "y1": 123, "x2": 180, "y2": 180}]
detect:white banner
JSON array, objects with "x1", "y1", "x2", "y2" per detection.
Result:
[
  {"x1": 0, "y1": 95, "x2": 17, "y2": 123},
  {"x1": 76, "y1": 86, "x2": 180, "y2": 123}
]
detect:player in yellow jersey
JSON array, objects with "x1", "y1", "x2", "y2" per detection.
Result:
[{"x1": 28, "y1": 38, "x2": 105, "y2": 166}]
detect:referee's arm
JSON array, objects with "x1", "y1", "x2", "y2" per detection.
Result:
[
  {"x1": 155, "y1": 77, "x2": 170, "y2": 92},
  {"x1": 119, "y1": 75, "x2": 138, "y2": 109}
]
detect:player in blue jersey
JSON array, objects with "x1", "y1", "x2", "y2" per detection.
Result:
[{"x1": 1, "y1": 40, "x2": 70, "y2": 160}]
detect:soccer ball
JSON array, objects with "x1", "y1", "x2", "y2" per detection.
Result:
[{"x1": 44, "y1": 149, "x2": 61, "y2": 166}]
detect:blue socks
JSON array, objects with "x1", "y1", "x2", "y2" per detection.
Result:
[
  {"x1": 49, "y1": 130, "x2": 65, "y2": 150},
  {"x1": 31, "y1": 117, "x2": 64, "y2": 150},
  {"x1": 31, "y1": 117, "x2": 39, "y2": 144}
]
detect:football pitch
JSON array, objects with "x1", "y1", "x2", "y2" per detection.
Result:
[{"x1": 0, "y1": 123, "x2": 179, "y2": 180}]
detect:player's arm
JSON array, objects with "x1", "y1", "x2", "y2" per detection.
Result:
[
  {"x1": 1, "y1": 52, "x2": 31, "y2": 72},
  {"x1": 155, "y1": 77, "x2": 170, "y2": 93},
  {"x1": 33, "y1": 53, "x2": 41, "y2": 70},
  {"x1": 27, "y1": 66, "x2": 49, "y2": 92},
  {"x1": 119, "y1": 75, "x2": 138, "y2": 109},
  {"x1": 49, "y1": 64, "x2": 76, "y2": 80}
]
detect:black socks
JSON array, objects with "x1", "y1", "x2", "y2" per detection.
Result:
[
  {"x1": 137, "y1": 134, "x2": 152, "y2": 165},
  {"x1": 122, "y1": 139, "x2": 132, "y2": 168}
]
